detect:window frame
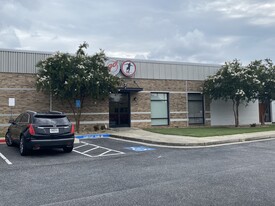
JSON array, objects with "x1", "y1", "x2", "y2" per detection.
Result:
[
  {"x1": 150, "y1": 92, "x2": 170, "y2": 126},
  {"x1": 188, "y1": 93, "x2": 205, "y2": 125}
]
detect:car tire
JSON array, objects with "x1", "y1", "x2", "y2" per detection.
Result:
[
  {"x1": 5, "y1": 132, "x2": 14, "y2": 147},
  {"x1": 20, "y1": 136, "x2": 29, "y2": 156},
  {"x1": 63, "y1": 146, "x2": 73, "y2": 153}
]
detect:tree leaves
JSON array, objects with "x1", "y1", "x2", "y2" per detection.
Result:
[
  {"x1": 203, "y1": 58, "x2": 275, "y2": 126},
  {"x1": 35, "y1": 42, "x2": 121, "y2": 132},
  {"x1": 36, "y1": 42, "x2": 120, "y2": 101}
]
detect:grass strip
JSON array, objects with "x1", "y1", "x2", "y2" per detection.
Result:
[{"x1": 145, "y1": 125, "x2": 275, "y2": 137}]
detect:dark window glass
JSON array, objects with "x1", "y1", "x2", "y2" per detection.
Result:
[
  {"x1": 109, "y1": 93, "x2": 130, "y2": 127},
  {"x1": 15, "y1": 114, "x2": 23, "y2": 123},
  {"x1": 34, "y1": 116, "x2": 70, "y2": 126},
  {"x1": 21, "y1": 114, "x2": 29, "y2": 123},
  {"x1": 188, "y1": 93, "x2": 204, "y2": 125}
]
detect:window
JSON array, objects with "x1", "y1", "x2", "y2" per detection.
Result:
[
  {"x1": 15, "y1": 114, "x2": 23, "y2": 123},
  {"x1": 151, "y1": 93, "x2": 169, "y2": 126},
  {"x1": 188, "y1": 93, "x2": 204, "y2": 124},
  {"x1": 34, "y1": 116, "x2": 70, "y2": 126},
  {"x1": 20, "y1": 113, "x2": 29, "y2": 123}
]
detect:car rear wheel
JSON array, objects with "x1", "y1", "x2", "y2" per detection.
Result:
[
  {"x1": 63, "y1": 146, "x2": 73, "y2": 153},
  {"x1": 20, "y1": 136, "x2": 29, "y2": 156},
  {"x1": 5, "y1": 132, "x2": 14, "y2": 147}
]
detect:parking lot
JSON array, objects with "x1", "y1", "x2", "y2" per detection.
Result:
[
  {"x1": 0, "y1": 137, "x2": 159, "y2": 167},
  {"x1": 1, "y1": 137, "x2": 275, "y2": 206}
]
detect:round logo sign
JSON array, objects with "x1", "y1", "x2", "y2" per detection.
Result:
[
  {"x1": 121, "y1": 60, "x2": 136, "y2": 77},
  {"x1": 106, "y1": 60, "x2": 120, "y2": 76}
]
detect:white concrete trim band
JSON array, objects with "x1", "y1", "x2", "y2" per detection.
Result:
[
  {"x1": 0, "y1": 88, "x2": 36, "y2": 91},
  {"x1": 140, "y1": 91, "x2": 187, "y2": 94}
]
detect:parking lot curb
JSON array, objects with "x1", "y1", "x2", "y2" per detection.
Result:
[
  {"x1": 0, "y1": 137, "x2": 5, "y2": 144},
  {"x1": 110, "y1": 134, "x2": 275, "y2": 147}
]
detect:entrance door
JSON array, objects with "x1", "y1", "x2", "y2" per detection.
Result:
[
  {"x1": 109, "y1": 93, "x2": 130, "y2": 127},
  {"x1": 259, "y1": 102, "x2": 271, "y2": 123}
]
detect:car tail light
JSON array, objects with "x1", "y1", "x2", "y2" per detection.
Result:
[
  {"x1": 28, "y1": 124, "x2": 36, "y2": 135},
  {"x1": 70, "y1": 124, "x2": 75, "y2": 134}
]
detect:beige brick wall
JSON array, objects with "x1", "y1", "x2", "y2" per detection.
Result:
[
  {"x1": 0, "y1": 73, "x2": 50, "y2": 135},
  {"x1": 0, "y1": 73, "x2": 210, "y2": 133},
  {"x1": 187, "y1": 80, "x2": 203, "y2": 92},
  {"x1": 124, "y1": 79, "x2": 186, "y2": 92}
]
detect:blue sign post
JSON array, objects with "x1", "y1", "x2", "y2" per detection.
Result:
[{"x1": 76, "y1": 100, "x2": 81, "y2": 108}]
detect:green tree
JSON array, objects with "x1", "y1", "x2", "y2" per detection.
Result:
[
  {"x1": 203, "y1": 59, "x2": 255, "y2": 127},
  {"x1": 36, "y1": 42, "x2": 121, "y2": 132},
  {"x1": 246, "y1": 59, "x2": 275, "y2": 125}
]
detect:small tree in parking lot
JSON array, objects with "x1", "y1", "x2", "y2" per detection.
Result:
[{"x1": 36, "y1": 42, "x2": 121, "y2": 132}]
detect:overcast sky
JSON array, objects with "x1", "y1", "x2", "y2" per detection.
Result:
[{"x1": 1, "y1": 0, "x2": 275, "y2": 65}]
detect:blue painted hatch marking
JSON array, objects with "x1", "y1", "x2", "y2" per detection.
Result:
[{"x1": 125, "y1": 146, "x2": 156, "y2": 152}]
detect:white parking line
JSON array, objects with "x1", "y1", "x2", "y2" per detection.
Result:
[
  {"x1": 81, "y1": 141, "x2": 125, "y2": 154},
  {"x1": 0, "y1": 152, "x2": 12, "y2": 165},
  {"x1": 83, "y1": 146, "x2": 99, "y2": 154},
  {"x1": 73, "y1": 143, "x2": 89, "y2": 149},
  {"x1": 73, "y1": 141, "x2": 125, "y2": 158}
]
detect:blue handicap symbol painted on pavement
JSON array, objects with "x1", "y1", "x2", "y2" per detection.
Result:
[{"x1": 125, "y1": 146, "x2": 156, "y2": 152}]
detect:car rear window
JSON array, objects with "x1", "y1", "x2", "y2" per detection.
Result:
[{"x1": 33, "y1": 115, "x2": 70, "y2": 126}]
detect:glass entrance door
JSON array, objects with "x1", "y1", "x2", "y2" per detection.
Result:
[{"x1": 109, "y1": 93, "x2": 130, "y2": 127}]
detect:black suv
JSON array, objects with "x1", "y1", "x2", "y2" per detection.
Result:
[{"x1": 5, "y1": 111, "x2": 75, "y2": 156}]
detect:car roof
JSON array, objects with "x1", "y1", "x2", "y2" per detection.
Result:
[
  {"x1": 25, "y1": 110, "x2": 66, "y2": 118},
  {"x1": 26, "y1": 110, "x2": 64, "y2": 115}
]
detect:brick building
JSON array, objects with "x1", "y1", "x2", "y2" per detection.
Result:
[{"x1": 0, "y1": 49, "x2": 262, "y2": 133}]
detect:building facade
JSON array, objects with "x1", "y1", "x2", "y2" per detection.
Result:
[{"x1": 0, "y1": 49, "x2": 264, "y2": 133}]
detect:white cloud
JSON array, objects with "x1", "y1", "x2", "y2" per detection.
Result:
[
  {"x1": 199, "y1": 0, "x2": 275, "y2": 25},
  {"x1": 0, "y1": 27, "x2": 20, "y2": 48},
  {"x1": 148, "y1": 29, "x2": 238, "y2": 63},
  {"x1": 0, "y1": 0, "x2": 275, "y2": 64}
]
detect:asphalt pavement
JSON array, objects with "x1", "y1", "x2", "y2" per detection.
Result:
[{"x1": 1, "y1": 135, "x2": 275, "y2": 205}]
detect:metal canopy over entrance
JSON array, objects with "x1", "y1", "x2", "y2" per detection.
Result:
[{"x1": 117, "y1": 87, "x2": 143, "y2": 93}]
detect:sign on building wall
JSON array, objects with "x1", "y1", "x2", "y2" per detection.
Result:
[
  {"x1": 121, "y1": 60, "x2": 136, "y2": 77},
  {"x1": 8, "y1": 98, "x2": 15, "y2": 107},
  {"x1": 106, "y1": 60, "x2": 136, "y2": 78},
  {"x1": 106, "y1": 60, "x2": 120, "y2": 76}
]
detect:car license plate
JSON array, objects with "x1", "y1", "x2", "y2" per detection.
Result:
[{"x1": 50, "y1": 128, "x2": 59, "y2": 133}]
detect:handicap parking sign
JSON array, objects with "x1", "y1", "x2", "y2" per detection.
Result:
[{"x1": 76, "y1": 100, "x2": 81, "y2": 108}]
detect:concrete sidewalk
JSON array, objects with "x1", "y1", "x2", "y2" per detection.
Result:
[{"x1": 108, "y1": 128, "x2": 275, "y2": 147}]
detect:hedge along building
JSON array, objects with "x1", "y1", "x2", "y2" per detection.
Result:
[{"x1": 0, "y1": 48, "x2": 263, "y2": 133}]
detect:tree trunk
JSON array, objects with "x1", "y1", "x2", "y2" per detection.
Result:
[
  {"x1": 67, "y1": 99, "x2": 84, "y2": 133},
  {"x1": 259, "y1": 103, "x2": 265, "y2": 125},
  {"x1": 232, "y1": 99, "x2": 240, "y2": 127},
  {"x1": 75, "y1": 107, "x2": 82, "y2": 133}
]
